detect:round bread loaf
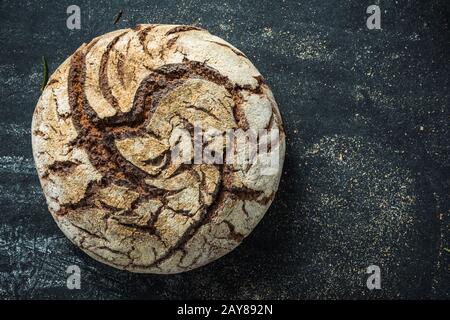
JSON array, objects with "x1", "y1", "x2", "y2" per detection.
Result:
[{"x1": 32, "y1": 24, "x2": 285, "y2": 273}]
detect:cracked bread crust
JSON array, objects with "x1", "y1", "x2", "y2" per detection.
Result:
[{"x1": 31, "y1": 24, "x2": 285, "y2": 274}]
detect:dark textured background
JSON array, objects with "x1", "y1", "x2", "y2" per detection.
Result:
[{"x1": 0, "y1": 0, "x2": 449, "y2": 299}]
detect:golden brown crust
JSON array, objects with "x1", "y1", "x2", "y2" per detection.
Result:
[{"x1": 31, "y1": 24, "x2": 285, "y2": 273}]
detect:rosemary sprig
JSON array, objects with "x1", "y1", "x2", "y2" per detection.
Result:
[
  {"x1": 40, "y1": 56, "x2": 49, "y2": 91},
  {"x1": 113, "y1": 9, "x2": 123, "y2": 25}
]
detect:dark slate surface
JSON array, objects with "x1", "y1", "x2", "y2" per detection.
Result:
[{"x1": 0, "y1": 0, "x2": 449, "y2": 299}]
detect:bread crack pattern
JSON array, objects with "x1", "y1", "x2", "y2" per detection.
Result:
[{"x1": 32, "y1": 24, "x2": 285, "y2": 273}]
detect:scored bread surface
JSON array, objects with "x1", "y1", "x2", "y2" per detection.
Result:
[{"x1": 32, "y1": 24, "x2": 285, "y2": 273}]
